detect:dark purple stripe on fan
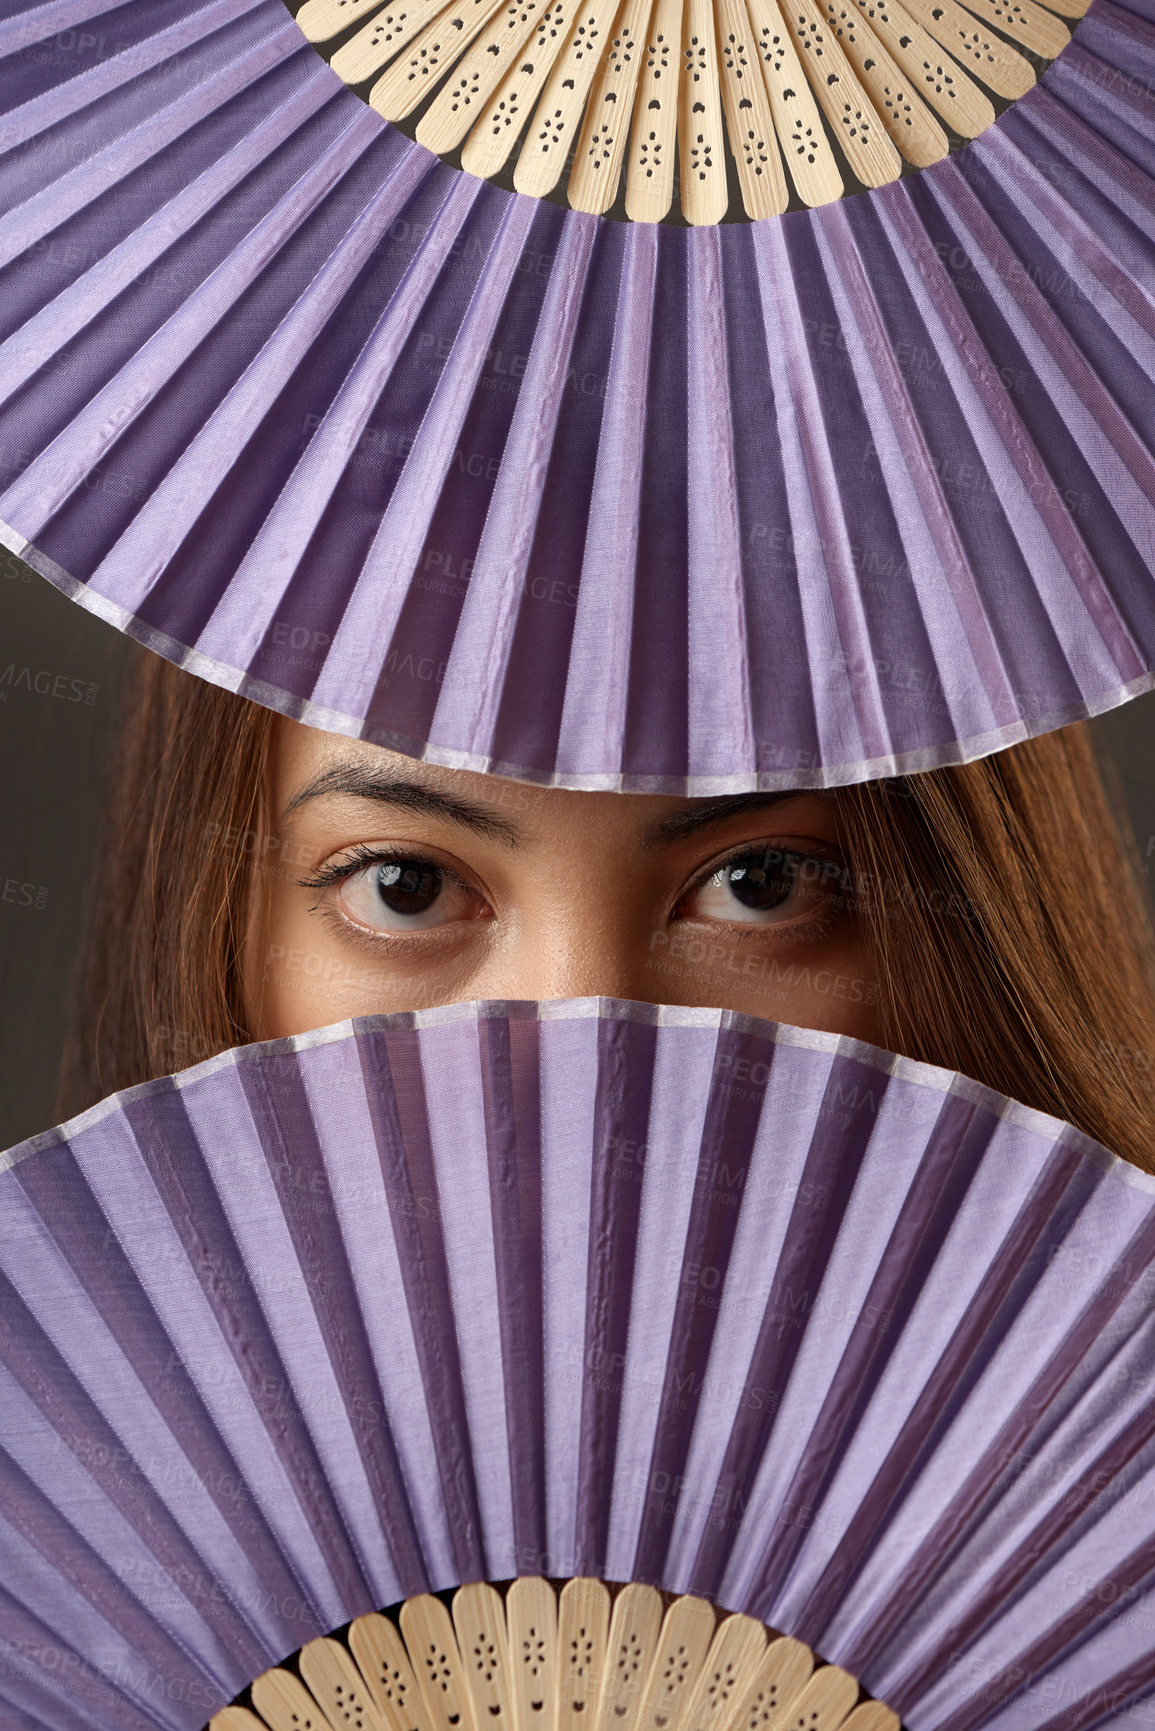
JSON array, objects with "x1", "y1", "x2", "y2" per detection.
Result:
[
  {"x1": 993, "y1": 107, "x2": 1155, "y2": 339},
  {"x1": 0, "y1": 1583, "x2": 168, "y2": 1731},
  {"x1": 1013, "y1": 69, "x2": 1155, "y2": 223},
  {"x1": 574, "y1": 1015, "x2": 659, "y2": 1577},
  {"x1": 1045, "y1": 40, "x2": 1155, "y2": 180},
  {"x1": 235, "y1": 1058, "x2": 430, "y2": 1596},
  {"x1": 940, "y1": 152, "x2": 1155, "y2": 501},
  {"x1": 815, "y1": 1141, "x2": 1101, "y2": 1674},
  {"x1": 0, "y1": 1271, "x2": 267, "y2": 1683},
  {"x1": 0, "y1": 0, "x2": 267, "y2": 153},
  {"x1": 885, "y1": 175, "x2": 1145, "y2": 683},
  {"x1": 758, "y1": 1094, "x2": 997, "y2": 1608},
  {"x1": 0, "y1": 1694, "x2": 72, "y2": 1731},
  {"x1": 1068, "y1": 0, "x2": 1155, "y2": 100},
  {"x1": 10, "y1": 1145, "x2": 312, "y2": 1652},
  {"x1": 477, "y1": 1010, "x2": 550, "y2": 1578},
  {"x1": 931, "y1": 1543, "x2": 1155, "y2": 1731},
  {"x1": 0, "y1": 0, "x2": 257, "y2": 123},
  {"x1": 357, "y1": 1024, "x2": 487, "y2": 1583},
  {"x1": 369, "y1": 199, "x2": 570, "y2": 752},
  {"x1": 120, "y1": 1084, "x2": 374, "y2": 1614},
  {"x1": 478, "y1": 1011, "x2": 547, "y2": 1575},
  {"x1": 487, "y1": 218, "x2": 625, "y2": 776},
  {"x1": 687, "y1": 1055, "x2": 887, "y2": 1603},
  {"x1": 826, "y1": 201, "x2": 1016, "y2": 727},
  {"x1": 874, "y1": 1202, "x2": 1155, "y2": 1697},
  {"x1": 783, "y1": 216, "x2": 954, "y2": 761},
  {"x1": 0, "y1": 1446, "x2": 224, "y2": 1705},
  {"x1": 720, "y1": 228, "x2": 820, "y2": 776},
  {"x1": 622, "y1": 229, "x2": 691, "y2": 782},
  {"x1": 899, "y1": 1386, "x2": 1155, "y2": 1708},
  {"x1": 632, "y1": 1026, "x2": 778, "y2": 1584},
  {"x1": 139, "y1": 132, "x2": 440, "y2": 661}
]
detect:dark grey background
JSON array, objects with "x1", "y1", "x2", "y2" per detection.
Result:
[{"x1": 2, "y1": 561, "x2": 1154, "y2": 1150}]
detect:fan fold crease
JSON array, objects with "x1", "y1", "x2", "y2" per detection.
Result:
[
  {"x1": 4, "y1": 1004, "x2": 1155, "y2": 1730},
  {"x1": 1, "y1": 0, "x2": 1155, "y2": 783}
]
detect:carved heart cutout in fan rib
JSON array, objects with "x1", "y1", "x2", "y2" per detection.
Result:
[
  {"x1": 4, "y1": 1002, "x2": 1155, "y2": 1731},
  {"x1": 294, "y1": 0, "x2": 1073, "y2": 224},
  {"x1": 2, "y1": 0, "x2": 1155, "y2": 789},
  {"x1": 215, "y1": 1578, "x2": 897, "y2": 1731}
]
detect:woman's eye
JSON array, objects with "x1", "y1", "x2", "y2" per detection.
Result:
[
  {"x1": 333, "y1": 857, "x2": 483, "y2": 932},
  {"x1": 682, "y1": 848, "x2": 843, "y2": 925}
]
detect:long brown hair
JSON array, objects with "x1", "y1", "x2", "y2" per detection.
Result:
[{"x1": 58, "y1": 650, "x2": 1155, "y2": 1169}]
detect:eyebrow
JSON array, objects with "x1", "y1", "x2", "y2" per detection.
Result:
[
  {"x1": 284, "y1": 764, "x2": 521, "y2": 845},
  {"x1": 286, "y1": 766, "x2": 818, "y2": 849},
  {"x1": 641, "y1": 792, "x2": 811, "y2": 849}
]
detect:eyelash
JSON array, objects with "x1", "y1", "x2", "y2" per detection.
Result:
[
  {"x1": 296, "y1": 845, "x2": 473, "y2": 897},
  {"x1": 685, "y1": 841, "x2": 850, "y2": 897},
  {"x1": 299, "y1": 842, "x2": 851, "y2": 920}
]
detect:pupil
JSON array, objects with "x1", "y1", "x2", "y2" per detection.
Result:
[
  {"x1": 376, "y1": 860, "x2": 442, "y2": 914},
  {"x1": 727, "y1": 850, "x2": 795, "y2": 910}
]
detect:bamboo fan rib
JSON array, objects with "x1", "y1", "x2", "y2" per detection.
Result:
[
  {"x1": 6, "y1": 1003, "x2": 1155, "y2": 1730},
  {"x1": 295, "y1": 0, "x2": 1073, "y2": 223},
  {"x1": 211, "y1": 1581, "x2": 896, "y2": 1731}
]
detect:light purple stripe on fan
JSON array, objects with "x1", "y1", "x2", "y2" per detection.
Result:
[
  {"x1": 555, "y1": 221, "x2": 656, "y2": 779},
  {"x1": 685, "y1": 226, "x2": 754, "y2": 779},
  {"x1": 687, "y1": 1055, "x2": 885, "y2": 1601},
  {"x1": 603, "y1": 1021, "x2": 735, "y2": 1583},
  {"x1": 357, "y1": 1025, "x2": 488, "y2": 1584},
  {"x1": 0, "y1": 38, "x2": 339, "y2": 538},
  {"x1": 816, "y1": 201, "x2": 1015, "y2": 733},
  {"x1": 10, "y1": 1147, "x2": 312, "y2": 1660},
  {"x1": 0, "y1": 70, "x2": 338, "y2": 404},
  {"x1": 927, "y1": 163, "x2": 1155, "y2": 526},
  {"x1": 574, "y1": 1015, "x2": 658, "y2": 1577},
  {"x1": 0, "y1": 0, "x2": 267, "y2": 152},
  {"x1": 631, "y1": 1027, "x2": 777, "y2": 1582},
  {"x1": 0, "y1": 1270, "x2": 269, "y2": 1683},
  {"x1": 875, "y1": 185, "x2": 1145, "y2": 683},
  {"x1": 420, "y1": 1016, "x2": 519, "y2": 1580},
  {"x1": 0, "y1": 17, "x2": 304, "y2": 276},
  {"x1": 810, "y1": 1142, "x2": 1097, "y2": 1675},
  {"x1": 235, "y1": 1060, "x2": 430, "y2": 1598},
  {"x1": 756, "y1": 1095, "x2": 997, "y2": 1613},
  {"x1": 432, "y1": 213, "x2": 600, "y2": 764},
  {"x1": 0, "y1": 1582, "x2": 168, "y2": 1731},
  {"x1": 752, "y1": 221, "x2": 883, "y2": 769},
  {"x1": 0, "y1": 0, "x2": 150, "y2": 55},
  {"x1": 104, "y1": 133, "x2": 430, "y2": 631},
  {"x1": 321, "y1": 193, "x2": 542, "y2": 722},
  {"x1": 120, "y1": 1084, "x2": 376, "y2": 1617}
]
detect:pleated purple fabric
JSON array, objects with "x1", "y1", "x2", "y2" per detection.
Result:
[
  {"x1": 3, "y1": 1001, "x2": 1155, "y2": 1730},
  {"x1": 1, "y1": 0, "x2": 1155, "y2": 786}
]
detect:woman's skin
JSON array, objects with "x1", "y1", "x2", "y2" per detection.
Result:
[{"x1": 243, "y1": 718, "x2": 885, "y2": 1042}]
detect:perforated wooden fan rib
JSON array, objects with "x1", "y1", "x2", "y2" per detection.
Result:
[
  {"x1": 294, "y1": 0, "x2": 1082, "y2": 222},
  {"x1": 209, "y1": 1580, "x2": 901, "y2": 1731}
]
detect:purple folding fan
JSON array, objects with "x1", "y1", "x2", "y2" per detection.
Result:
[
  {"x1": 1, "y1": 0, "x2": 1155, "y2": 788},
  {"x1": 3, "y1": 1000, "x2": 1155, "y2": 1731}
]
